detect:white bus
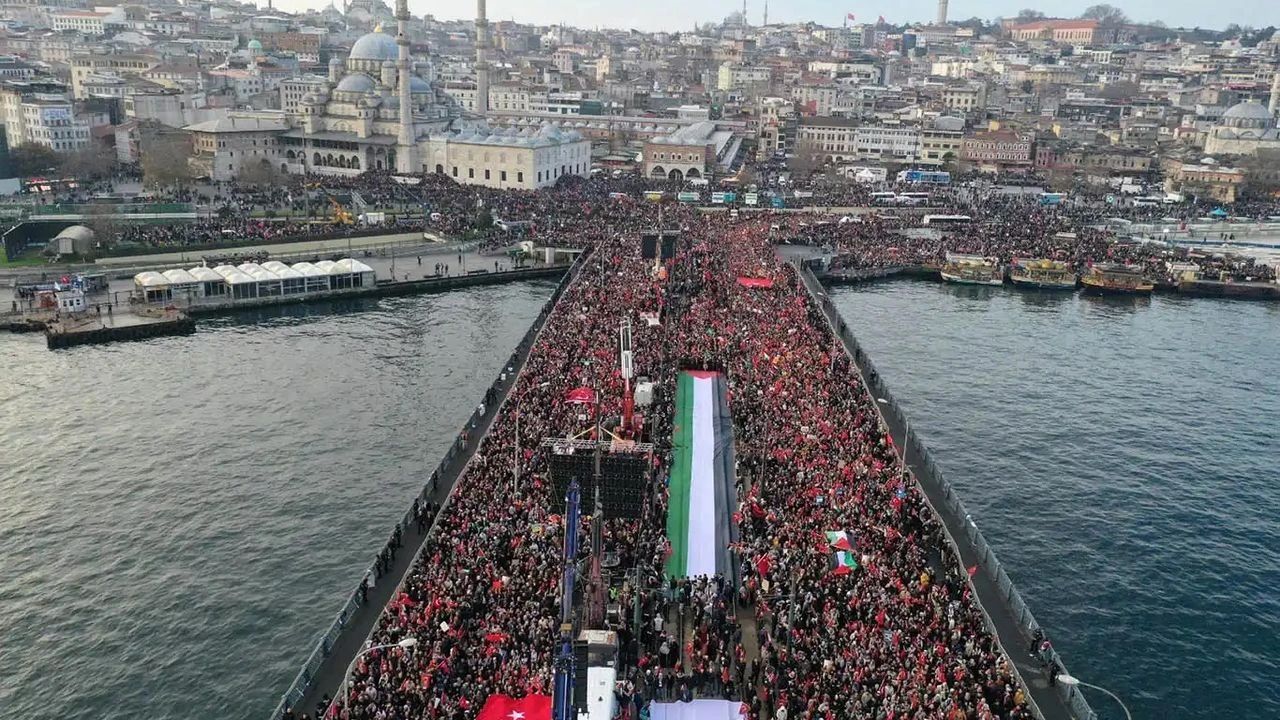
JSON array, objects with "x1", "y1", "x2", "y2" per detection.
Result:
[
  {"x1": 922, "y1": 214, "x2": 972, "y2": 227},
  {"x1": 870, "y1": 192, "x2": 897, "y2": 204}
]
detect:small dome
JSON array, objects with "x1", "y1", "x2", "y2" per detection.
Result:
[
  {"x1": 55, "y1": 225, "x2": 94, "y2": 242},
  {"x1": 349, "y1": 31, "x2": 398, "y2": 61},
  {"x1": 336, "y1": 72, "x2": 377, "y2": 93},
  {"x1": 247, "y1": 39, "x2": 263, "y2": 52}
]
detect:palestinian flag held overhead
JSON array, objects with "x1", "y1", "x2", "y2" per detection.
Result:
[
  {"x1": 665, "y1": 371, "x2": 739, "y2": 583},
  {"x1": 825, "y1": 530, "x2": 853, "y2": 551},
  {"x1": 830, "y1": 551, "x2": 858, "y2": 576}
]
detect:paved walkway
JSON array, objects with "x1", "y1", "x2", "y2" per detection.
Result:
[{"x1": 795, "y1": 261, "x2": 1083, "y2": 720}]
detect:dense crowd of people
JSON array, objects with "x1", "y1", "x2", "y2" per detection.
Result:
[{"x1": 278, "y1": 200, "x2": 1037, "y2": 720}]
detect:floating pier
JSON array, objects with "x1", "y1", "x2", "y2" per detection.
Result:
[{"x1": 44, "y1": 310, "x2": 195, "y2": 349}]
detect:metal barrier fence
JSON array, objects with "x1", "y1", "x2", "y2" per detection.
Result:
[
  {"x1": 266, "y1": 248, "x2": 590, "y2": 720},
  {"x1": 795, "y1": 260, "x2": 1097, "y2": 720}
]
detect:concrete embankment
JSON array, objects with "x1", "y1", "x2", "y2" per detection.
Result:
[
  {"x1": 268, "y1": 251, "x2": 589, "y2": 720},
  {"x1": 794, "y1": 258, "x2": 1097, "y2": 720}
]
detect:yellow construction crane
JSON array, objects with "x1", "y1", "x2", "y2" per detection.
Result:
[{"x1": 329, "y1": 196, "x2": 354, "y2": 225}]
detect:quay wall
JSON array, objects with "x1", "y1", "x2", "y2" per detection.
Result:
[
  {"x1": 268, "y1": 251, "x2": 590, "y2": 720},
  {"x1": 795, "y1": 260, "x2": 1099, "y2": 720}
]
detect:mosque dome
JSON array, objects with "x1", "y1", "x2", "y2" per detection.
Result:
[
  {"x1": 1221, "y1": 102, "x2": 1272, "y2": 129},
  {"x1": 409, "y1": 76, "x2": 431, "y2": 93},
  {"x1": 247, "y1": 38, "x2": 263, "y2": 53},
  {"x1": 336, "y1": 72, "x2": 377, "y2": 93},
  {"x1": 349, "y1": 31, "x2": 398, "y2": 62}
]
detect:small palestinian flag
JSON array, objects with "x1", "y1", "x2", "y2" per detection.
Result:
[
  {"x1": 830, "y1": 551, "x2": 858, "y2": 576},
  {"x1": 825, "y1": 530, "x2": 853, "y2": 551}
]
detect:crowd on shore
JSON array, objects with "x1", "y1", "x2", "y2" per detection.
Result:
[{"x1": 283, "y1": 203, "x2": 1033, "y2": 720}]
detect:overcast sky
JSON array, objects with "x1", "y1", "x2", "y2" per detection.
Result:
[{"x1": 275, "y1": 0, "x2": 1279, "y2": 33}]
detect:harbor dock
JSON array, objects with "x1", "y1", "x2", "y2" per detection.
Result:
[{"x1": 44, "y1": 308, "x2": 195, "y2": 349}]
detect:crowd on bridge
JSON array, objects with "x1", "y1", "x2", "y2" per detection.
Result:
[{"x1": 278, "y1": 199, "x2": 1036, "y2": 720}]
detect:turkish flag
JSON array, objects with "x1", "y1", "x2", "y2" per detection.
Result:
[
  {"x1": 477, "y1": 694, "x2": 552, "y2": 720},
  {"x1": 564, "y1": 386, "x2": 597, "y2": 404}
]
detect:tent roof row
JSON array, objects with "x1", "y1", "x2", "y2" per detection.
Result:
[{"x1": 135, "y1": 258, "x2": 375, "y2": 288}]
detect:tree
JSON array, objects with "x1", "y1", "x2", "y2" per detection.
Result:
[
  {"x1": 9, "y1": 145, "x2": 60, "y2": 177},
  {"x1": 1080, "y1": 4, "x2": 1129, "y2": 26},
  {"x1": 238, "y1": 158, "x2": 283, "y2": 187},
  {"x1": 1016, "y1": 9, "x2": 1046, "y2": 20},
  {"x1": 82, "y1": 203, "x2": 118, "y2": 256},
  {"x1": 59, "y1": 144, "x2": 116, "y2": 180},
  {"x1": 139, "y1": 131, "x2": 193, "y2": 189}
]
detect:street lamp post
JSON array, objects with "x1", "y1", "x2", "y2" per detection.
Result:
[
  {"x1": 1056, "y1": 674, "x2": 1132, "y2": 720},
  {"x1": 341, "y1": 637, "x2": 418, "y2": 715}
]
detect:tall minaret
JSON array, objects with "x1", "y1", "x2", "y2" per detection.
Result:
[
  {"x1": 936, "y1": 0, "x2": 948, "y2": 25},
  {"x1": 395, "y1": 0, "x2": 415, "y2": 172},
  {"x1": 1269, "y1": 66, "x2": 1280, "y2": 118},
  {"x1": 475, "y1": 0, "x2": 491, "y2": 116}
]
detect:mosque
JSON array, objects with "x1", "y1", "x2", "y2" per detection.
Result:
[
  {"x1": 195, "y1": 0, "x2": 590, "y2": 190},
  {"x1": 1202, "y1": 101, "x2": 1280, "y2": 157}
]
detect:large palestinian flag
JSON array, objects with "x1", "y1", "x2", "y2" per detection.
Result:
[{"x1": 665, "y1": 371, "x2": 738, "y2": 583}]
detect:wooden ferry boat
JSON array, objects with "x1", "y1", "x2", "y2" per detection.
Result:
[
  {"x1": 1081, "y1": 263, "x2": 1154, "y2": 295},
  {"x1": 940, "y1": 253, "x2": 1004, "y2": 286},
  {"x1": 1010, "y1": 258, "x2": 1078, "y2": 290}
]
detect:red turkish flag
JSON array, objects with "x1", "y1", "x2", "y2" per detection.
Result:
[
  {"x1": 477, "y1": 694, "x2": 552, "y2": 720},
  {"x1": 564, "y1": 386, "x2": 597, "y2": 404}
]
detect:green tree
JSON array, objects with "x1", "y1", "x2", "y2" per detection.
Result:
[
  {"x1": 9, "y1": 145, "x2": 60, "y2": 177},
  {"x1": 1016, "y1": 9, "x2": 1046, "y2": 20}
]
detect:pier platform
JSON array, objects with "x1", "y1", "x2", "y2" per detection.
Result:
[{"x1": 43, "y1": 308, "x2": 195, "y2": 349}]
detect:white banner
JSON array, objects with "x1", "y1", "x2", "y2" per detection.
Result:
[{"x1": 650, "y1": 699, "x2": 743, "y2": 720}]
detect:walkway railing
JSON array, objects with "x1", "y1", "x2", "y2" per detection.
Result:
[
  {"x1": 266, "y1": 248, "x2": 590, "y2": 720},
  {"x1": 794, "y1": 259, "x2": 1097, "y2": 720}
]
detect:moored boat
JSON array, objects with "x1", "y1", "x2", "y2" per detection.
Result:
[
  {"x1": 1081, "y1": 263, "x2": 1154, "y2": 295},
  {"x1": 940, "y1": 253, "x2": 1003, "y2": 286},
  {"x1": 1009, "y1": 258, "x2": 1078, "y2": 290}
]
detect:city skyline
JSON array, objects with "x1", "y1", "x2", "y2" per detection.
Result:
[{"x1": 270, "y1": 0, "x2": 1280, "y2": 33}]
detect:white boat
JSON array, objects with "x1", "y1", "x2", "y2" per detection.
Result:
[{"x1": 940, "y1": 253, "x2": 1003, "y2": 286}]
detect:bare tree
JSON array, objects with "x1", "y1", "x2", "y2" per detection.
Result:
[
  {"x1": 139, "y1": 131, "x2": 194, "y2": 189},
  {"x1": 1016, "y1": 9, "x2": 1046, "y2": 20},
  {"x1": 1080, "y1": 4, "x2": 1129, "y2": 26},
  {"x1": 59, "y1": 144, "x2": 116, "y2": 180},
  {"x1": 238, "y1": 158, "x2": 283, "y2": 187}
]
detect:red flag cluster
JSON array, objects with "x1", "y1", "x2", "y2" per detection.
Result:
[
  {"x1": 737, "y1": 276, "x2": 775, "y2": 289},
  {"x1": 564, "y1": 387, "x2": 597, "y2": 404}
]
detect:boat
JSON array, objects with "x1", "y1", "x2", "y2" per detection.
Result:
[
  {"x1": 1080, "y1": 263, "x2": 1154, "y2": 295},
  {"x1": 940, "y1": 253, "x2": 1003, "y2": 286},
  {"x1": 1009, "y1": 258, "x2": 1077, "y2": 290}
]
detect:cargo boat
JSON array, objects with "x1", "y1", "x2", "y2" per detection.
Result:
[
  {"x1": 940, "y1": 253, "x2": 1003, "y2": 286},
  {"x1": 1009, "y1": 258, "x2": 1077, "y2": 290},
  {"x1": 1081, "y1": 263, "x2": 1154, "y2": 295}
]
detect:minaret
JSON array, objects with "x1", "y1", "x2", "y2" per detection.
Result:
[
  {"x1": 395, "y1": 0, "x2": 415, "y2": 172},
  {"x1": 763, "y1": 0, "x2": 768, "y2": 27},
  {"x1": 475, "y1": 0, "x2": 491, "y2": 116},
  {"x1": 1269, "y1": 67, "x2": 1280, "y2": 118},
  {"x1": 936, "y1": 0, "x2": 948, "y2": 25}
]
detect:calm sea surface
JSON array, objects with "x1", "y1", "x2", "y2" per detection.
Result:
[
  {"x1": 830, "y1": 280, "x2": 1280, "y2": 720},
  {"x1": 0, "y1": 281, "x2": 555, "y2": 720}
]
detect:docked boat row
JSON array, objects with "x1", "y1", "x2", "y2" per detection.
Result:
[{"x1": 940, "y1": 253, "x2": 1157, "y2": 295}]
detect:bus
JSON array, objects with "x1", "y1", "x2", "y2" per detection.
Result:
[
  {"x1": 897, "y1": 169, "x2": 952, "y2": 185},
  {"x1": 870, "y1": 192, "x2": 897, "y2": 204},
  {"x1": 896, "y1": 192, "x2": 931, "y2": 205},
  {"x1": 922, "y1": 214, "x2": 972, "y2": 227},
  {"x1": 1132, "y1": 196, "x2": 1163, "y2": 207},
  {"x1": 1039, "y1": 192, "x2": 1066, "y2": 206}
]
